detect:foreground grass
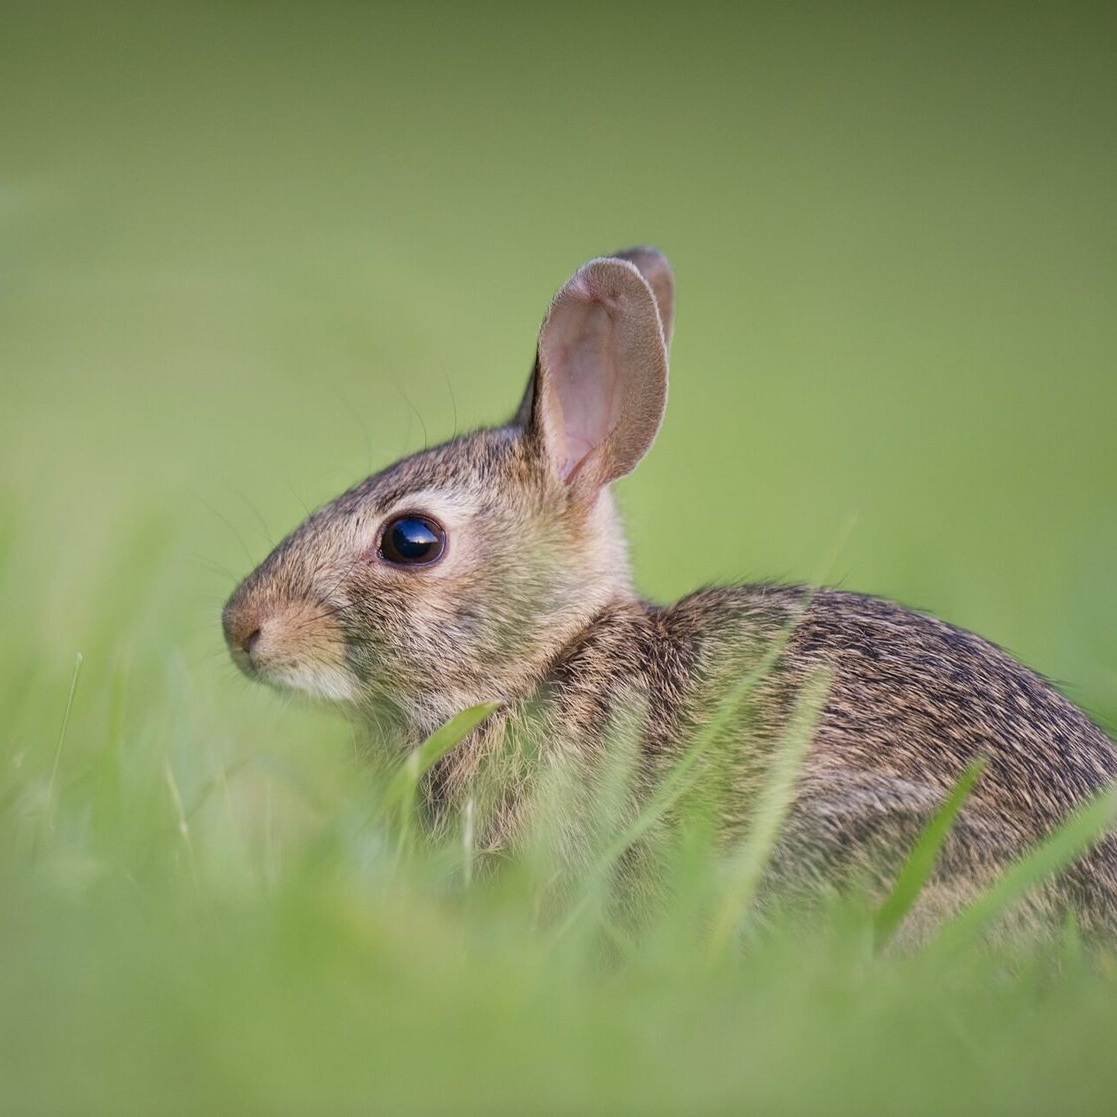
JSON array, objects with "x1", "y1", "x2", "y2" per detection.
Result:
[{"x1": 4, "y1": 557, "x2": 1117, "y2": 1116}]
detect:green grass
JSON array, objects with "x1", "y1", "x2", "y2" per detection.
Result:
[
  {"x1": 5, "y1": 653, "x2": 1117, "y2": 1116},
  {"x1": 4, "y1": 3, "x2": 1117, "y2": 1113}
]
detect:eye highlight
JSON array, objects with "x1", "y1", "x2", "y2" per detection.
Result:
[{"x1": 378, "y1": 514, "x2": 446, "y2": 566}]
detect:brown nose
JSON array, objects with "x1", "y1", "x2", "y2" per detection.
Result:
[{"x1": 222, "y1": 596, "x2": 263, "y2": 661}]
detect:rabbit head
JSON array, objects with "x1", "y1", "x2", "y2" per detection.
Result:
[{"x1": 222, "y1": 249, "x2": 673, "y2": 734}]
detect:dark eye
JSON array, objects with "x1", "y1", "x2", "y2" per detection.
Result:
[{"x1": 378, "y1": 514, "x2": 446, "y2": 566}]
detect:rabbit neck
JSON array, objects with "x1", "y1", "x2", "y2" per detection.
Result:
[{"x1": 420, "y1": 596, "x2": 676, "y2": 820}]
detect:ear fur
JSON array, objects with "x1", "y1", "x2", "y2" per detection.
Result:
[
  {"x1": 613, "y1": 246, "x2": 675, "y2": 347},
  {"x1": 515, "y1": 253, "x2": 670, "y2": 490}
]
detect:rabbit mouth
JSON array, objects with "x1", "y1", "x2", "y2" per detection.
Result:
[
  {"x1": 257, "y1": 660, "x2": 361, "y2": 703},
  {"x1": 227, "y1": 634, "x2": 360, "y2": 703},
  {"x1": 223, "y1": 594, "x2": 360, "y2": 703}
]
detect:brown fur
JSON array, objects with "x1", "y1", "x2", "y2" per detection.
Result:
[{"x1": 223, "y1": 249, "x2": 1117, "y2": 939}]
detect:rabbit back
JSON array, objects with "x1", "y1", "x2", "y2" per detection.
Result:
[{"x1": 520, "y1": 584, "x2": 1117, "y2": 932}]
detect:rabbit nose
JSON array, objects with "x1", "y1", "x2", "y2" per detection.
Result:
[{"x1": 223, "y1": 598, "x2": 263, "y2": 662}]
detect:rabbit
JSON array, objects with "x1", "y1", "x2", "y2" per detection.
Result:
[{"x1": 223, "y1": 247, "x2": 1117, "y2": 939}]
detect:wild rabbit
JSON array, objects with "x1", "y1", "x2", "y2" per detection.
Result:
[{"x1": 223, "y1": 248, "x2": 1117, "y2": 937}]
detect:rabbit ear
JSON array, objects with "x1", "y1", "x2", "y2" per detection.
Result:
[
  {"x1": 613, "y1": 246, "x2": 675, "y2": 347},
  {"x1": 518, "y1": 257, "x2": 669, "y2": 488}
]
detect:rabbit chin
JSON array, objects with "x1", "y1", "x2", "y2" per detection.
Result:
[{"x1": 264, "y1": 661, "x2": 361, "y2": 704}]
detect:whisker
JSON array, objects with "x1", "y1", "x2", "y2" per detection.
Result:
[
  {"x1": 387, "y1": 379, "x2": 429, "y2": 450},
  {"x1": 224, "y1": 480, "x2": 278, "y2": 548},
  {"x1": 189, "y1": 492, "x2": 258, "y2": 567},
  {"x1": 285, "y1": 475, "x2": 313, "y2": 520},
  {"x1": 187, "y1": 554, "x2": 243, "y2": 583},
  {"x1": 331, "y1": 384, "x2": 378, "y2": 477},
  {"x1": 441, "y1": 367, "x2": 459, "y2": 440}
]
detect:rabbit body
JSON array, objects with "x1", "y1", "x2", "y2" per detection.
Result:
[
  {"x1": 224, "y1": 248, "x2": 1117, "y2": 936},
  {"x1": 417, "y1": 576, "x2": 1117, "y2": 936}
]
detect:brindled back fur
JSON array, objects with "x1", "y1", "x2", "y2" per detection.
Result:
[{"x1": 223, "y1": 247, "x2": 1117, "y2": 940}]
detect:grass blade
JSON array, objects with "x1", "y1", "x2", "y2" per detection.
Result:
[
  {"x1": 707, "y1": 666, "x2": 832, "y2": 957},
  {"x1": 934, "y1": 788, "x2": 1117, "y2": 953},
  {"x1": 549, "y1": 598, "x2": 818, "y2": 946},
  {"x1": 595, "y1": 592, "x2": 817, "y2": 876},
  {"x1": 383, "y1": 702, "x2": 500, "y2": 854},
  {"x1": 873, "y1": 758, "x2": 987, "y2": 951},
  {"x1": 48, "y1": 652, "x2": 84, "y2": 803},
  {"x1": 382, "y1": 702, "x2": 501, "y2": 810}
]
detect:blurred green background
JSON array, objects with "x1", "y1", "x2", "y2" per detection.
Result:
[
  {"x1": 4, "y1": 2, "x2": 1115, "y2": 722},
  {"x1": 3, "y1": 3, "x2": 1117, "y2": 1112}
]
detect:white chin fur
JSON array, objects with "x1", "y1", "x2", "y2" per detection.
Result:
[{"x1": 269, "y1": 663, "x2": 361, "y2": 703}]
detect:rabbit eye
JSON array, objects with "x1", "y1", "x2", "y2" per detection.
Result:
[{"x1": 379, "y1": 514, "x2": 446, "y2": 566}]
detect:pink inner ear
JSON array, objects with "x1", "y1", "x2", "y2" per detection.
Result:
[
  {"x1": 551, "y1": 301, "x2": 621, "y2": 478},
  {"x1": 535, "y1": 257, "x2": 668, "y2": 488}
]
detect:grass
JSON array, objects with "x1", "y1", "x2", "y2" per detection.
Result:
[
  {"x1": 4, "y1": 632, "x2": 1117, "y2": 1115},
  {"x1": 4, "y1": 3, "x2": 1117, "y2": 1113}
]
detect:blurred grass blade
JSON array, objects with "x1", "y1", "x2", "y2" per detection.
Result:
[
  {"x1": 594, "y1": 593, "x2": 817, "y2": 875},
  {"x1": 48, "y1": 651, "x2": 84, "y2": 801},
  {"x1": 551, "y1": 598, "x2": 817, "y2": 945},
  {"x1": 873, "y1": 758, "x2": 987, "y2": 952},
  {"x1": 707, "y1": 666, "x2": 832, "y2": 957},
  {"x1": 462, "y1": 797, "x2": 476, "y2": 887},
  {"x1": 0, "y1": 498, "x2": 16, "y2": 603},
  {"x1": 383, "y1": 702, "x2": 500, "y2": 853},
  {"x1": 163, "y1": 758, "x2": 199, "y2": 891},
  {"x1": 382, "y1": 702, "x2": 501, "y2": 810},
  {"x1": 934, "y1": 789, "x2": 1117, "y2": 953}
]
